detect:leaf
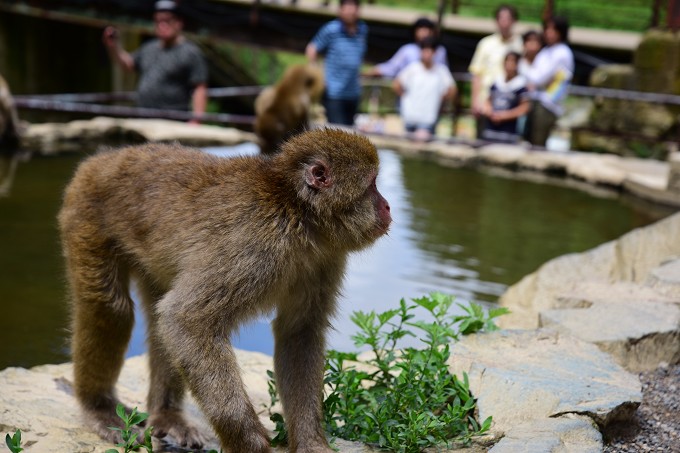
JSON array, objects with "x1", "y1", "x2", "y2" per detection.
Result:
[
  {"x1": 488, "y1": 307, "x2": 510, "y2": 318},
  {"x1": 377, "y1": 309, "x2": 398, "y2": 326},
  {"x1": 115, "y1": 403, "x2": 127, "y2": 420},
  {"x1": 129, "y1": 412, "x2": 149, "y2": 426},
  {"x1": 104, "y1": 450, "x2": 119, "y2": 453}
]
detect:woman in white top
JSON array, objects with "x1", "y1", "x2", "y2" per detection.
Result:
[{"x1": 523, "y1": 16, "x2": 574, "y2": 147}]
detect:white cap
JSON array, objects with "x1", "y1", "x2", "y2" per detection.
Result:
[{"x1": 155, "y1": 0, "x2": 178, "y2": 13}]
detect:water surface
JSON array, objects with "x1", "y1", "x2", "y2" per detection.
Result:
[{"x1": 0, "y1": 144, "x2": 670, "y2": 369}]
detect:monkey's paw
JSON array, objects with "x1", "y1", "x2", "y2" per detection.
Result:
[
  {"x1": 85, "y1": 405, "x2": 144, "y2": 444},
  {"x1": 148, "y1": 411, "x2": 206, "y2": 450}
]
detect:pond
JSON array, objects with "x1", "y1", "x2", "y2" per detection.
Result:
[{"x1": 0, "y1": 143, "x2": 671, "y2": 370}]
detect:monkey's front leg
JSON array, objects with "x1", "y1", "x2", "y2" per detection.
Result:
[
  {"x1": 273, "y1": 308, "x2": 334, "y2": 453},
  {"x1": 157, "y1": 291, "x2": 272, "y2": 453}
]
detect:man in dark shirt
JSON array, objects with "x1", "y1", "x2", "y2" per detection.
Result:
[{"x1": 102, "y1": 0, "x2": 208, "y2": 122}]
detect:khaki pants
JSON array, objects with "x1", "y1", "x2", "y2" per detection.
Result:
[{"x1": 524, "y1": 101, "x2": 557, "y2": 147}]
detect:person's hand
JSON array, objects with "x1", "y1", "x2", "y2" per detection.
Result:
[
  {"x1": 489, "y1": 111, "x2": 506, "y2": 124},
  {"x1": 102, "y1": 26, "x2": 119, "y2": 49}
]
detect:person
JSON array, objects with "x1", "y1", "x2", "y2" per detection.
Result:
[
  {"x1": 523, "y1": 16, "x2": 574, "y2": 147},
  {"x1": 392, "y1": 37, "x2": 456, "y2": 142},
  {"x1": 364, "y1": 17, "x2": 448, "y2": 79},
  {"x1": 0, "y1": 73, "x2": 22, "y2": 149},
  {"x1": 102, "y1": 0, "x2": 208, "y2": 122},
  {"x1": 306, "y1": 0, "x2": 368, "y2": 126},
  {"x1": 468, "y1": 4, "x2": 522, "y2": 139},
  {"x1": 481, "y1": 51, "x2": 530, "y2": 143},
  {"x1": 518, "y1": 30, "x2": 543, "y2": 77}
]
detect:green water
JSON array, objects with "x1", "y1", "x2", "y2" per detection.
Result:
[{"x1": 0, "y1": 147, "x2": 671, "y2": 369}]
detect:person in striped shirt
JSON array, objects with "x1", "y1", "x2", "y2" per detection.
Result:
[{"x1": 306, "y1": 0, "x2": 368, "y2": 126}]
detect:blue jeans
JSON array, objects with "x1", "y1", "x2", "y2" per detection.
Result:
[{"x1": 323, "y1": 96, "x2": 359, "y2": 126}]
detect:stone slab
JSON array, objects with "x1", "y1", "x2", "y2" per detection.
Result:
[
  {"x1": 489, "y1": 415, "x2": 602, "y2": 453},
  {"x1": 448, "y1": 329, "x2": 642, "y2": 434},
  {"x1": 540, "y1": 300, "x2": 680, "y2": 371}
]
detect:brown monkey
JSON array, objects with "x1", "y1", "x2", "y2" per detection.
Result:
[
  {"x1": 254, "y1": 63, "x2": 324, "y2": 154},
  {"x1": 58, "y1": 129, "x2": 391, "y2": 452}
]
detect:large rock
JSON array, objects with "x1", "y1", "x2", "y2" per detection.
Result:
[
  {"x1": 0, "y1": 352, "x2": 370, "y2": 452},
  {"x1": 21, "y1": 117, "x2": 256, "y2": 155},
  {"x1": 499, "y1": 213, "x2": 680, "y2": 372},
  {"x1": 448, "y1": 329, "x2": 641, "y2": 441},
  {"x1": 489, "y1": 416, "x2": 602, "y2": 453},
  {"x1": 578, "y1": 29, "x2": 680, "y2": 155},
  {"x1": 500, "y1": 212, "x2": 680, "y2": 329}
]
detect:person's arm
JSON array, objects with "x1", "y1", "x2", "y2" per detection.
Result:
[
  {"x1": 102, "y1": 26, "x2": 135, "y2": 72},
  {"x1": 490, "y1": 97, "x2": 530, "y2": 123},
  {"x1": 190, "y1": 83, "x2": 208, "y2": 124},
  {"x1": 369, "y1": 45, "x2": 409, "y2": 78},
  {"x1": 434, "y1": 46, "x2": 448, "y2": 68},
  {"x1": 468, "y1": 36, "x2": 491, "y2": 116},
  {"x1": 439, "y1": 70, "x2": 457, "y2": 107},
  {"x1": 305, "y1": 42, "x2": 319, "y2": 64},
  {"x1": 391, "y1": 78, "x2": 404, "y2": 97}
]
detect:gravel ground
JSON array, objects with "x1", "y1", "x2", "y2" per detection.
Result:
[{"x1": 604, "y1": 363, "x2": 680, "y2": 453}]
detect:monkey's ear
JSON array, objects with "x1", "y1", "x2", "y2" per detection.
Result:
[{"x1": 305, "y1": 161, "x2": 333, "y2": 190}]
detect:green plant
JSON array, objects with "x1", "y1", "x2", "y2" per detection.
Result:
[
  {"x1": 105, "y1": 404, "x2": 153, "y2": 453},
  {"x1": 266, "y1": 292, "x2": 509, "y2": 452},
  {"x1": 104, "y1": 404, "x2": 223, "y2": 453},
  {"x1": 5, "y1": 429, "x2": 23, "y2": 453}
]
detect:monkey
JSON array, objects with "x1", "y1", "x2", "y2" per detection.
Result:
[
  {"x1": 254, "y1": 63, "x2": 325, "y2": 154},
  {"x1": 58, "y1": 128, "x2": 391, "y2": 452}
]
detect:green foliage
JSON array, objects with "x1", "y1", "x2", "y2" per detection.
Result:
[
  {"x1": 104, "y1": 404, "x2": 223, "y2": 453},
  {"x1": 105, "y1": 404, "x2": 153, "y2": 453},
  {"x1": 5, "y1": 430, "x2": 23, "y2": 453},
  {"x1": 266, "y1": 293, "x2": 507, "y2": 452}
]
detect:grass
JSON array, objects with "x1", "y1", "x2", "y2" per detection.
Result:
[{"x1": 371, "y1": 0, "x2": 664, "y2": 32}]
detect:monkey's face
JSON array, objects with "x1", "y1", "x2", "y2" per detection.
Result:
[{"x1": 277, "y1": 129, "x2": 391, "y2": 250}]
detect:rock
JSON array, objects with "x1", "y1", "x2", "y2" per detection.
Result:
[
  {"x1": 0, "y1": 352, "x2": 369, "y2": 452},
  {"x1": 500, "y1": 212, "x2": 680, "y2": 330},
  {"x1": 540, "y1": 300, "x2": 680, "y2": 372},
  {"x1": 578, "y1": 30, "x2": 680, "y2": 154},
  {"x1": 448, "y1": 329, "x2": 642, "y2": 434},
  {"x1": 0, "y1": 352, "x2": 492, "y2": 453},
  {"x1": 646, "y1": 257, "x2": 680, "y2": 299},
  {"x1": 489, "y1": 415, "x2": 602, "y2": 453},
  {"x1": 477, "y1": 143, "x2": 528, "y2": 166},
  {"x1": 21, "y1": 117, "x2": 256, "y2": 155}
]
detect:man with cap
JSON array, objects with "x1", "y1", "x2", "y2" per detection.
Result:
[{"x1": 102, "y1": 0, "x2": 208, "y2": 122}]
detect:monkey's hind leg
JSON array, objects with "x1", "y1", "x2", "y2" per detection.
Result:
[
  {"x1": 136, "y1": 277, "x2": 206, "y2": 450},
  {"x1": 65, "y1": 236, "x2": 136, "y2": 443}
]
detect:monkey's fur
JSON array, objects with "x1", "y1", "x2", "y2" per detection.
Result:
[
  {"x1": 59, "y1": 129, "x2": 391, "y2": 452},
  {"x1": 255, "y1": 64, "x2": 324, "y2": 154}
]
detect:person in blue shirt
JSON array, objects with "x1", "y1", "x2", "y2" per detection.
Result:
[{"x1": 305, "y1": 0, "x2": 368, "y2": 126}]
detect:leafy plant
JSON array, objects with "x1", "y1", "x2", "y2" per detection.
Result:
[
  {"x1": 106, "y1": 404, "x2": 153, "y2": 453},
  {"x1": 105, "y1": 404, "x2": 222, "y2": 453},
  {"x1": 5, "y1": 429, "x2": 23, "y2": 453},
  {"x1": 266, "y1": 292, "x2": 508, "y2": 452}
]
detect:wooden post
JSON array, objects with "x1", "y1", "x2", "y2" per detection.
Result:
[
  {"x1": 651, "y1": 0, "x2": 662, "y2": 28},
  {"x1": 542, "y1": 0, "x2": 554, "y2": 22},
  {"x1": 436, "y1": 0, "x2": 447, "y2": 34},
  {"x1": 451, "y1": 0, "x2": 460, "y2": 15},
  {"x1": 669, "y1": 0, "x2": 680, "y2": 31}
]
